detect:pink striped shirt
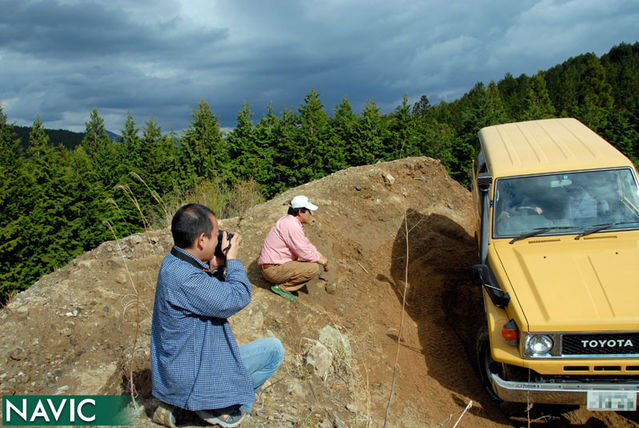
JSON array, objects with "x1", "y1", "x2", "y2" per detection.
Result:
[{"x1": 258, "y1": 215, "x2": 321, "y2": 265}]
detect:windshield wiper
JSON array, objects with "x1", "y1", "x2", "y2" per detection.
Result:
[
  {"x1": 509, "y1": 226, "x2": 576, "y2": 244},
  {"x1": 575, "y1": 221, "x2": 639, "y2": 240}
]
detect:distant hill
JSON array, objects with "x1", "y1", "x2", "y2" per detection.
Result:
[
  {"x1": 12, "y1": 125, "x2": 85, "y2": 152},
  {"x1": 106, "y1": 130, "x2": 120, "y2": 141},
  {"x1": 12, "y1": 125, "x2": 121, "y2": 152}
]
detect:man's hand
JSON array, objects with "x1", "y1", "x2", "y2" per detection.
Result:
[
  {"x1": 319, "y1": 256, "x2": 329, "y2": 271},
  {"x1": 210, "y1": 231, "x2": 241, "y2": 266},
  {"x1": 225, "y1": 232, "x2": 241, "y2": 260}
]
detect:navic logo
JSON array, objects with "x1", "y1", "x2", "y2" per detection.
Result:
[{"x1": 2, "y1": 395, "x2": 132, "y2": 426}]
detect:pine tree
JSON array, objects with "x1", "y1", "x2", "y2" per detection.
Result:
[
  {"x1": 387, "y1": 95, "x2": 420, "y2": 160},
  {"x1": 0, "y1": 108, "x2": 32, "y2": 299},
  {"x1": 295, "y1": 90, "x2": 333, "y2": 181},
  {"x1": 270, "y1": 107, "x2": 300, "y2": 191},
  {"x1": 332, "y1": 97, "x2": 358, "y2": 170},
  {"x1": 143, "y1": 117, "x2": 179, "y2": 196},
  {"x1": 520, "y1": 74, "x2": 556, "y2": 120},
  {"x1": 228, "y1": 103, "x2": 261, "y2": 181},
  {"x1": 82, "y1": 107, "x2": 121, "y2": 188},
  {"x1": 24, "y1": 116, "x2": 72, "y2": 279},
  {"x1": 353, "y1": 100, "x2": 387, "y2": 165},
  {"x1": 120, "y1": 111, "x2": 143, "y2": 172},
  {"x1": 413, "y1": 107, "x2": 454, "y2": 171},
  {"x1": 575, "y1": 54, "x2": 614, "y2": 132},
  {"x1": 253, "y1": 104, "x2": 279, "y2": 197},
  {"x1": 180, "y1": 100, "x2": 229, "y2": 187},
  {"x1": 412, "y1": 95, "x2": 431, "y2": 117}
]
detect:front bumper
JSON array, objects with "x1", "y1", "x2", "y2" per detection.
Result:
[{"x1": 491, "y1": 372, "x2": 639, "y2": 405}]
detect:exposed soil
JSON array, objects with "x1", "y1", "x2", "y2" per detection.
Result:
[{"x1": 1, "y1": 157, "x2": 637, "y2": 427}]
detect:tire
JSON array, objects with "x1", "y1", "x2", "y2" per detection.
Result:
[
  {"x1": 476, "y1": 327, "x2": 530, "y2": 416},
  {"x1": 476, "y1": 326, "x2": 502, "y2": 402}
]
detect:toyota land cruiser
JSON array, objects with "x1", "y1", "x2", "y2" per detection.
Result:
[{"x1": 472, "y1": 118, "x2": 639, "y2": 411}]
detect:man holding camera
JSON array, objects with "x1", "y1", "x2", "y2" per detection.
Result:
[
  {"x1": 151, "y1": 203, "x2": 283, "y2": 427},
  {"x1": 258, "y1": 195, "x2": 329, "y2": 302}
]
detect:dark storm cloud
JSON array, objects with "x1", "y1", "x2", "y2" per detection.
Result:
[
  {"x1": 0, "y1": 0, "x2": 227, "y2": 59},
  {"x1": 0, "y1": 0, "x2": 638, "y2": 132}
]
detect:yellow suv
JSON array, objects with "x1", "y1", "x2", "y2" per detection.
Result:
[{"x1": 472, "y1": 118, "x2": 639, "y2": 411}]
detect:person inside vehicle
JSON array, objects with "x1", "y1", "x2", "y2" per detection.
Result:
[{"x1": 565, "y1": 184, "x2": 599, "y2": 219}]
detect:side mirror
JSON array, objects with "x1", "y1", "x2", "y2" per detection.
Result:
[
  {"x1": 477, "y1": 172, "x2": 492, "y2": 192},
  {"x1": 472, "y1": 264, "x2": 489, "y2": 286},
  {"x1": 472, "y1": 263, "x2": 510, "y2": 308}
]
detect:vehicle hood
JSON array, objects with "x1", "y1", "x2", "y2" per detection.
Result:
[{"x1": 493, "y1": 234, "x2": 639, "y2": 331}]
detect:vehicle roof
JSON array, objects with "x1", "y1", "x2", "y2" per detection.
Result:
[{"x1": 478, "y1": 118, "x2": 633, "y2": 178}]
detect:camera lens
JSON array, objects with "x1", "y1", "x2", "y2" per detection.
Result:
[
  {"x1": 214, "y1": 230, "x2": 225, "y2": 257},
  {"x1": 214, "y1": 230, "x2": 233, "y2": 258}
]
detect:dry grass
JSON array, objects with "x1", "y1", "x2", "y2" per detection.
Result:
[
  {"x1": 104, "y1": 221, "x2": 141, "y2": 409},
  {"x1": 226, "y1": 178, "x2": 265, "y2": 217},
  {"x1": 157, "y1": 177, "x2": 264, "y2": 228}
]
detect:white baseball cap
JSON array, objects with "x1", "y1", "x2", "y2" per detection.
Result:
[{"x1": 290, "y1": 195, "x2": 318, "y2": 211}]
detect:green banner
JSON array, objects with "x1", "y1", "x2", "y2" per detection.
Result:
[{"x1": 2, "y1": 395, "x2": 133, "y2": 426}]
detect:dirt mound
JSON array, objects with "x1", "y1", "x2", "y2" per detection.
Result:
[{"x1": 1, "y1": 157, "x2": 637, "y2": 427}]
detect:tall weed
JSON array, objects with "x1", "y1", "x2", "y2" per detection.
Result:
[{"x1": 151, "y1": 177, "x2": 264, "y2": 228}]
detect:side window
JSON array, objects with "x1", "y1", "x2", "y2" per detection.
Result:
[{"x1": 619, "y1": 169, "x2": 639, "y2": 211}]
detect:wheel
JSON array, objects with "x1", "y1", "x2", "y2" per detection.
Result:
[
  {"x1": 476, "y1": 328, "x2": 530, "y2": 415},
  {"x1": 476, "y1": 327, "x2": 502, "y2": 402}
]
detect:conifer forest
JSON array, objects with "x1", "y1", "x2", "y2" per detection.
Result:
[{"x1": 1, "y1": 42, "x2": 639, "y2": 302}]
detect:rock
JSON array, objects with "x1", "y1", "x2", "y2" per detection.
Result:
[
  {"x1": 333, "y1": 413, "x2": 350, "y2": 428},
  {"x1": 64, "y1": 308, "x2": 80, "y2": 317},
  {"x1": 304, "y1": 341, "x2": 333, "y2": 379},
  {"x1": 248, "y1": 308, "x2": 264, "y2": 331},
  {"x1": 114, "y1": 271, "x2": 127, "y2": 284},
  {"x1": 54, "y1": 385, "x2": 69, "y2": 395},
  {"x1": 383, "y1": 173, "x2": 395, "y2": 185},
  {"x1": 318, "y1": 420, "x2": 332, "y2": 428},
  {"x1": 9, "y1": 348, "x2": 26, "y2": 361},
  {"x1": 18, "y1": 306, "x2": 29, "y2": 315},
  {"x1": 324, "y1": 282, "x2": 337, "y2": 294},
  {"x1": 319, "y1": 325, "x2": 352, "y2": 358},
  {"x1": 346, "y1": 403, "x2": 357, "y2": 413},
  {"x1": 77, "y1": 260, "x2": 94, "y2": 269},
  {"x1": 287, "y1": 381, "x2": 307, "y2": 400}
]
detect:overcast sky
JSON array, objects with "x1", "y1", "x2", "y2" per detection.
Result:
[{"x1": 1, "y1": 0, "x2": 638, "y2": 133}]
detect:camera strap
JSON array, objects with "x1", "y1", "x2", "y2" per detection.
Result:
[{"x1": 170, "y1": 247, "x2": 214, "y2": 277}]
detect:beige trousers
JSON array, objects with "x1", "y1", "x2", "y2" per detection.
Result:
[{"x1": 261, "y1": 261, "x2": 320, "y2": 292}]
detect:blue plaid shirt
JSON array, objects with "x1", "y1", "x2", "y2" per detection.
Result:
[{"x1": 151, "y1": 246, "x2": 255, "y2": 411}]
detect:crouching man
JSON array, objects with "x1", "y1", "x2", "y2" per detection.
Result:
[
  {"x1": 151, "y1": 203, "x2": 283, "y2": 427},
  {"x1": 258, "y1": 195, "x2": 329, "y2": 302}
]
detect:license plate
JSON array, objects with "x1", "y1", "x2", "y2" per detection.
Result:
[{"x1": 587, "y1": 390, "x2": 637, "y2": 411}]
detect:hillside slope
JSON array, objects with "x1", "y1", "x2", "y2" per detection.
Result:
[{"x1": 1, "y1": 157, "x2": 636, "y2": 427}]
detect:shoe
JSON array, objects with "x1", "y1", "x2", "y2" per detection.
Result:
[
  {"x1": 152, "y1": 402, "x2": 177, "y2": 428},
  {"x1": 270, "y1": 285, "x2": 297, "y2": 302},
  {"x1": 196, "y1": 407, "x2": 247, "y2": 427}
]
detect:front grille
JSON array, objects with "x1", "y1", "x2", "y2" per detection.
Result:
[{"x1": 562, "y1": 333, "x2": 639, "y2": 356}]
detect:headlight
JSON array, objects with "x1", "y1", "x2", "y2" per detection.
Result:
[{"x1": 525, "y1": 335, "x2": 554, "y2": 356}]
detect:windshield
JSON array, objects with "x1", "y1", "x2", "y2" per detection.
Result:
[{"x1": 493, "y1": 168, "x2": 639, "y2": 238}]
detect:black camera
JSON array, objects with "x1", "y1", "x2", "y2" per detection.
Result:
[{"x1": 214, "y1": 230, "x2": 233, "y2": 258}]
